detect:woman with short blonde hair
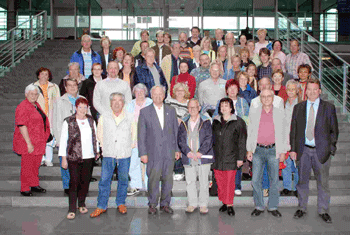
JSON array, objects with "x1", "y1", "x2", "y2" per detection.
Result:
[{"x1": 200, "y1": 36, "x2": 216, "y2": 62}]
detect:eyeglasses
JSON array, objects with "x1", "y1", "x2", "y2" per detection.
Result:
[{"x1": 260, "y1": 95, "x2": 273, "y2": 99}]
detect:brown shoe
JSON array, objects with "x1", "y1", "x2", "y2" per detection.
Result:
[
  {"x1": 160, "y1": 206, "x2": 174, "y2": 214},
  {"x1": 117, "y1": 205, "x2": 127, "y2": 214},
  {"x1": 148, "y1": 206, "x2": 157, "y2": 215},
  {"x1": 90, "y1": 208, "x2": 106, "y2": 218}
]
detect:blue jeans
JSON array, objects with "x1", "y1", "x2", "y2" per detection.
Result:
[
  {"x1": 252, "y1": 146, "x2": 279, "y2": 211},
  {"x1": 262, "y1": 165, "x2": 270, "y2": 190},
  {"x1": 282, "y1": 157, "x2": 299, "y2": 191},
  {"x1": 59, "y1": 156, "x2": 70, "y2": 189},
  {"x1": 97, "y1": 157, "x2": 131, "y2": 210},
  {"x1": 235, "y1": 168, "x2": 242, "y2": 190}
]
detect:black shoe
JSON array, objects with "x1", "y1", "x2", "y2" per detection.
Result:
[
  {"x1": 293, "y1": 209, "x2": 306, "y2": 219},
  {"x1": 242, "y1": 173, "x2": 252, "y2": 180},
  {"x1": 20, "y1": 191, "x2": 33, "y2": 196},
  {"x1": 280, "y1": 188, "x2": 291, "y2": 196},
  {"x1": 160, "y1": 206, "x2": 174, "y2": 214},
  {"x1": 251, "y1": 209, "x2": 264, "y2": 217},
  {"x1": 93, "y1": 161, "x2": 99, "y2": 166},
  {"x1": 148, "y1": 206, "x2": 157, "y2": 215},
  {"x1": 227, "y1": 206, "x2": 235, "y2": 216},
  {"x1": 64, "y1": 189, "x2": 69, "y2": 195},
  {"x1": 219, "y1": 204, "x2": 228, "y2": 212},
  {"x1": 319, "y1": 213, "x2": 332, "y2": 223},
  {"x1": 31, "y1": 186, "x2": 46, "y2": 193},
  {"x1": 268, "y1": 210, "x2": 282, "y2": 217},
  {"x1": 90, "y1": 177, "x2": 97, "y2": 182}
]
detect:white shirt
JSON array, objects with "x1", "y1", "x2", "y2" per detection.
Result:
[
  {"x1": 59, "y1": 119, "x2": 98, "y2": 159},
  {"x1": 154, "y1": 104, "x2": 164, "y2": 130},
  {"x1": 104, "y1": 54, "x2": 109, "y2": 68}
]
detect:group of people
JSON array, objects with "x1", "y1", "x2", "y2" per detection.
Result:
[{"x1": 13, "y1": 27, "x2": 338, "y2": 224}]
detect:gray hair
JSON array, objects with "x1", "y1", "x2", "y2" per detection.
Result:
[
  {"x1": 81, "y1": 34, "x2": 91, "y2": 42},
  {"x1": 171, "y1": 41, "x2": 181, "y2": 48},
  {"x1": 145, "y1": 47, "x2": 155, "y2": 56},
  {"x1": 209, "y1": 59, "x2": 224, "y2": 78},
  {"x1": 150, "y1": 85, "x2": 166, "y2": 96},
  {"x1": 156, "y1": 30, "x2": 164, "y2": 37},
  {"x1": 286, "y1": 79, "x2": 301, "y2": 90},
  {"x1": 68, "y1": 62, "x2": 80, "y2": 70},
  {"x1": 258, "y1": 77, "x2": 271, "y2": 86},
  {"x1": 25, "y1": 84, "x2": 40, "y2": 95},
  {"x1": 132, "y1": 83, "x2": 149, "y2": 97},
  {"x1": 109, "y1": 92, "x2": 125, "y2": 102}
]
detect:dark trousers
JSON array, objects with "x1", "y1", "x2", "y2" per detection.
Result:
[
  {"x1": 68, "y1": 158, "x2": 94, "y2": 213},
  {"x1": 296, "y1": 146, "x2": 331, "y2": 214},
  {"x1": 147, "y1": 159, "x2": 174, "y2": 207}
]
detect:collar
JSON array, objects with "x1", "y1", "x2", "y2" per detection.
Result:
[
  {"x1": 307, "y1": 97, "x2": 320, "y2": 106},
  {"x1": 106, "y1": 76, "x2": 119, "y2": 81},
  {"x1": 153, "y1": 103, "x2": 164, "y2": 111},
  {"x1": 213, "y1": 113, "x2": 237, "y2": 122},
  {"x1": 81, "y1": 48, "x2": 92, "y2": 54}
]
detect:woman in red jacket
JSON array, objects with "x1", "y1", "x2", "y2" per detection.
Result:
[
  {"x1": 170, "y1": 61, "x2": 196, "y2": 99},
  {"x1": 13, "y1": 84, "x2": 50, "y2": 196}
]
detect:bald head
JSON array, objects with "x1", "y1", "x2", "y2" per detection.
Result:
[{"x1": 258, "y1": 77, "x2": 272, "y2": 91}]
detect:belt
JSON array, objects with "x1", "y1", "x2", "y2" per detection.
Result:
[
  {"x1": 257, "y1": 143, "x2": 275, "y2": 149},
  {"x1": 305, "y1": 144, "x2": 316, "y2": 149}
]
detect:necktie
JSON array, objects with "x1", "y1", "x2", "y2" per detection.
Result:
[
  {"x1": 217, "y1": 41, "x2": 220, "y2": 47},
  {"x1": 306, "y1": 103, "x2": 315, "y2": 141}
]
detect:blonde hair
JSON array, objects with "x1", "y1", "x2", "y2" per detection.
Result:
[
  {"x1": 100, "y1": 36, "x2": 111, "y2": 47},
  {"x1": 217, "y1": 45, "x2": 227, "y2": 60},
  {"x1": 200, "y1": 36, "x2": 212, "y2": 50},
  {"x1": 172, "y1": 83, "x2": 190, "y2": 100},
  {"x1": 209, "y1": 59, "x2": 224, "y2": 78},
  {"x1": 257, "y1": 28, "x2": 267, "y2": 35}
]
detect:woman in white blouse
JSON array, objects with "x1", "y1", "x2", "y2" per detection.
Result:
[{"x1": 59, "y1": 97, "x2": 99, "y2": 220}]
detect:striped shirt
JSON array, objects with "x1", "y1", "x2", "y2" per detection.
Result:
[
  {"x1": 82, "y1": 49, "x2": 92, "y2": 78},
  {"x1": 285, "y1": 52, "x2": 313, "y2": 79}
]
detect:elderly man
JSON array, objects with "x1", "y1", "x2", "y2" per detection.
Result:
[
  {"x1": 93, "y1": 61, "x2": 132, "y2": 115},
  {"x1": 212, "y1": 28, "x2": 225, "y2": 54},
  {"x1": 135, "y1": 41, "x2": 149, "y2": 67},
  {"x1": 247, "y1": 89, "x2": 287, "y2": 218},
  {"x1": 53, "y1": 78, "x2": 91, "y2": 194},
  {"x1": 178, "y1": 98, "x2": 214, "y2": 214},
  {"x1": 197, "y1": 61, "x2": 226, "y2": 115},
  {"x1": 271, "y1": 58, "x2": 293, "y2": 86},
  {"x1": 290, "y1": 79, "x2": 339, "y2": 223},
  {"x1": 59, "y1": 62, "x2": 86, "y2": 95},
  {"x1": 69, "y1": 35, "x2": 102, "y2": 79},
  {"x1": 250, "y1": 77, "x2": 284, "y2": 110},
  {"x1": 152, "y1": 30, "x2": 171, "y2": 65},
  {"x1": 187, "y1": 27, "x2": 201, "y2": 48},
  {"x1": 285, "y1": 39, "x2": 313, "y2": 79},
  {"x1": 90, "y1": 92, "x2": 136, "y2": 217},
  {"x1": 134, "y1": 48, "x2": 168, "y2": 95},
  {"x1": 138, "y1": 85, "x2": 180, "y2": 215},
  {"x1": 179, "y1": 32, "x2": 194, "y2": 60},
  {"x1": 190, "y1": 53, "x2": 211, "y2": 86},
  {"x1": 130, "y1": 30, "x2": 156, "y2": 57},
  {"x1": 161, "y1": 42, "x2": 182, "y2": 88}
]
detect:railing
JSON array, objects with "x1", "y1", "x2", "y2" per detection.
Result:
[
  {"x1": 276, "y1": 12, "x2": 350, "y2": 114},
  {"x1": 0, "y1": 11, "x2": 47, "y2": 77}
]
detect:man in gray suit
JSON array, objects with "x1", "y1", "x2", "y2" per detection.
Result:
[{"x1": 138, "y1": 85, "x2": 181, "y2": 215}]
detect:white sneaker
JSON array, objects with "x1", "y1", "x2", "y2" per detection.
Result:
[
  {"x1": 173, "y1": 174, "x2": 185, "y2": 181},
  {"x1": 45, "y1": 161, "x2": 53, "y2": 167},
  {"x1": 127, "y1": 188, "x2": 140, "y2": 196},
  {"x1": 235, "y1": 189, "x2": 242, "y2": 196}
]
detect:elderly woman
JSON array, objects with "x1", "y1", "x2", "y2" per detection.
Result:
[
  {"x1": 212, "y1": 98, "x2": 247, "y2": 216},
  {"x1": 118, "y1": 53, "x2": 135, "y2": 89},
  {"x1": 13, "y1": 84, "x2": 50, "y2": 196},
  {"x1": 223, "y1": 55, "x2": 242, "y2": 80},
  {"x1": 237, "y1": 71, "x2": 258, "y2": 105},
  {"x1": 98, "y1": 36, "x2": 113, "y2": 75},
  {"x1": 254, "y1": 28, "x2": 269, "y2": 54},
  {"x1": 126, "y1": 83, "x2": 153, "y2": 195},
  {"x1": 59, "y1": 97, "x2": 99, "y2": 220},
  {"x1": 271, "y1": 40, "x2": 286, "y2": 70},
  {"x1": 59, "y1": 62, "x2": 85, "y2": 95},
  {"x1": 188, "y1": 45, "x2": 201, "y2": 73},
  {"x1": 170, "y1": 61, "x2": 196, "y2": 99},
  {"x1": 32, "y1": 67, "x2": 60, "y2": 167},
  {"x1": 113, "y1": 47, "x2": 126, "y2": 69},
  {"x1": 247, "y1": 40, "x2": 262, "y2": 67},
  {"x1": 200, "y1": 36, "x2": 216, "y2": 62},
  {"x1": 165, "y1": 83, "x2": 190, "y2": 181},
  {"x1": 280, "y1": 80, "x2": 301, "y2": 197}
]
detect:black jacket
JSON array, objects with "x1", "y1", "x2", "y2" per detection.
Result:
[
  {"x1": 97, "y1": 49, "x2": 113, "y2": 75},
  {"x1": 212, "y1": 114, "x2": 247, "y2": 171}
]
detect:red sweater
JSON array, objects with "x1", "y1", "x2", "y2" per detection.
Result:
[
  {"x1": 170, "y1": 72, "x2": 196, "y2": 99},
  {"x1": 272, "y1": 85, "x2": 288, "y2": 102}
]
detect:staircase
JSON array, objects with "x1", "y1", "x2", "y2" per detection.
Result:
[{"x1": 0, "y1": 40, "x2": 349, "y2": 209}]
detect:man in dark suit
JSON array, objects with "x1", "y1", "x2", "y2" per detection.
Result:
[
  {"x1": 138, "y1": 85, "x2": 181, "y2": 215},
  {"x1": 290, "y1": 78, "x2": 339, "y2": 223},
  {"x1": 211, "y1": 28, "x2": 225, "y2": 55}
]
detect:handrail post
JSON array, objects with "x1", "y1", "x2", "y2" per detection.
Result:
[
  {"x1": 11, "y1": 30, "x2": 15, "y2": 65},
  {"x1": 343, "y1": 64, "x2": 348, "y2": 114},
  {"x1": 30, "y1": 14, "x2": 33, "y2": 45},
  {"x1": 44, "y1": 11, "x2": 48, "y2": 40},
  {"x1": 301, "y1": 31, "x2": 304, "y2": 53},
  {"x1": 287, "y1": 20, "x2": 290, "y2": 51},
  {"x1": 318, "y1": 45, "x2": 322, "y2": 81}
]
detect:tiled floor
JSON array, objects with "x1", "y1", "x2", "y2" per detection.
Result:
[{"x1": 1, "y1": 206, "x2": 350, "y2": 235}]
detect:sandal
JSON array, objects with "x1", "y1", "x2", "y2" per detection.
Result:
[
  {"x1": 67, "y1": 212, "x2": 75, "y2": 220},
  {"x1": 90, "y1": 208, "x2": 106, "y2": 218},
  {"x1": 117, "y1": 205, "x2": 127, "y2": 214},
  {"x1": 79, "y1": 207, "x2": 88, "y2": 214}
]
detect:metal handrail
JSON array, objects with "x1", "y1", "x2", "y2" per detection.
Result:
[{"x1": 277, "y1": 12, "x2": 350, "y2": 114}]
